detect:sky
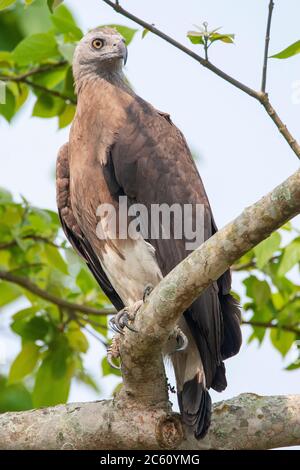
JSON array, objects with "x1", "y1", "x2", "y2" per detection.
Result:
[{"x1": 0, "y1": 0, "x2": 299, "y2": 448}]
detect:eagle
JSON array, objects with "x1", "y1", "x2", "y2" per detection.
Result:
[{"x1": 56, "y1": 27, "x2": 242, "y2": 439}]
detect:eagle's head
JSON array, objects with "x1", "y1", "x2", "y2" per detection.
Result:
[{"x1": 73, "y1": 27, "x2": 127, "y2": 85}]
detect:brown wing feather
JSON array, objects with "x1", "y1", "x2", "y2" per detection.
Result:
[{"x1": 56, "y1": 143, "x2": 124, "y2": 311}]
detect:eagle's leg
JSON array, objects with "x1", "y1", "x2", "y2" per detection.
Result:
[{"x1": 107, "y1": 333, "x2": 121, "y2": 370}]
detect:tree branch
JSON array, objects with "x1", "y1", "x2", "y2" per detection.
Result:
[
  {"x1": 242, "y1": 320, "x2": 300, "y2": 336},
  {"x1": 0, "y1": 235, "x2": 61, "y2": 250},
  {"x1": 0, "y1": 61, "x2": 76, "y2": 105},
  {"x1": 261, "y1": 0, "x2": 275, "y2": 92},
  {"x1": 0, "y1": 270, "x2": 114, "y2": 317},
  {"x1": 102, "y1": 0, "x2": 300, "y2": 160},
  {"x1": 0, "y1": 393, "x2": 299, "y2": 450}
]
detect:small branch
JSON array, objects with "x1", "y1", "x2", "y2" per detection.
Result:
[
  {"x1": 102, "y1": 0, "x2": 258, "y2": 99},
  {"x1": 102, "y1": 0, "x2": 300, "y2": 161},
  {"x1": 0, "y1": 394, "x2": 299, "y2": 449},
  {"x1": 0, "y1": 61, "x2": 76, "y2": 104},
  {"x1": 3, "y1": 61, "x2": 68, "y2": 81},
  {"x1": 0, "y1": 235, "x2": 61, "y2": 250},
  {"x1": 261, "y1": 0, "x2": 275, "y2": 93},
  {"x1": 0, "y1": 270, "x2": 114, "y2": 317},
  {"x1": 242, "y1": 320, "x2": 300, "y2": 336}
]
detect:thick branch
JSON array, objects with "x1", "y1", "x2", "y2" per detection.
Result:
[
  {"x1": 261, "y1": 0, "x2": 275, "y2": 92},
  {"x1": 0, "y1": 270, "x2": 114, "y2": 317},
  {"x1": 120, "y1": 169, "x2": 300, "y2": 403},
  {"x1": 102, "y1": 0, "x2": 300, "y2": 160},
  {"x1": 0, "y1": 394, "x2": 299, "y2": 450}
]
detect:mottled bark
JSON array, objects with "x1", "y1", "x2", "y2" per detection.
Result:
[{"x1": 0, "y1": 394, "x2": 299, "y2": 450}]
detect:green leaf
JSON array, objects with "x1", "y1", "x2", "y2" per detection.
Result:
[
  {"x1": 51, "y1": 5, "x2": 82, "y2": 40},
  {"x1": 11, "y1": 316, "x2": 49, "y2": 341},
  {"x1": 142, "y1": 28, "x2": 149, "y2": 39},
  {"x1": 47, "y1": 0, "x2": 63, "y2": 13},
  {"x1": 58, "y1": 42, "x2": 75, "y2": 63},
  {"x1": 58, "y1": 103, "x2": 75, "y2": 128},
  {"x1": 67, "y1": 326, "x2": 89, "y2": 353},
  {"x1": 254, "y1": 231, "x2": 281, "y2": 269},
  {"x1": 32, "y1": 337, "x2": 73, "y2": 407},
  {"x1": 271, "y1": 40, "x2": 300, "y2": 59},
  {"x1": 285, "y1": 358, "x2": 300, "y2": 371},
  {"x1": 32, "y1": 353, "x2": 73, "y2": 407},
  {"x1": 0, "y1": 87, "x2": 16, "y2": 122},
  {"x1": 32, "y1": 93, "x2": 65, "y2": 118},
  {"x1": 0, "y1": 381, "x2": 32, "y2": 412},
  {"x1": 44, "y1": 244, "x2": 68, "y2": 274},
  {"x1": 101, "y1": 356, "x2": 121, "y2": 377},
  {"x1": 12, "y1": 33, "x2": 59, "y2": 65},
  {"x1": 244, "y1": 276, "x2": 271, "y2": 306},
  {"x1": 278, "y1": 239, "x2": 300, "y2": 277},
  {"x1": 210, "y1": 33, "x2": 235, "y2": 44},
  {"x1": 0, "y1": 0, "x2": 16, "y2": 11},
  {"x1": 187, "y1": 32, "x2": 205, "y2": 45},
  {"x1": 103, "y1": 24, "x2": 138, "y2": 45},
  {"x1": 270, "y1": 328, "x2": 295, "y2": 357},
  {"x1": 8, "y1": 342, "x2": 40, "y2": 384},
  {"x1": 0, "y1": 187, "x2": 13, "y2": 203},
  {"x1": 0, "y1": 281, "x2": 21, "y2": 306}
]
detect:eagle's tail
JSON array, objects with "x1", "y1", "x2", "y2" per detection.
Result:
[
  {"x1": 170, "y1": 321, "x2": 212, "y2": 439},
  {"x1": 177, "y1": 377, "x2": 212, "y2": 439}
]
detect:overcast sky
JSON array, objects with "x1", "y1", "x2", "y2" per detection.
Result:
[{"x1": 0, "y1": 0, "x2": 299, "y2": 447}]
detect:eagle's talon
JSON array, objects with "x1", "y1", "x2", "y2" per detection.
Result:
[
  {"x1": 168, "y1": 326, "x2": 188, "y2": 353},
  {"x1": 109, "y1": 301, "x2": 142, "y2": 334},
  {"x1": 109, "y1": 315, "x2": 125, "y2": 335},
  {"x1": 143, "y1": 283, "x2": 154, "y2": 302},
  {"x1": 107, "y1": 334, "x2": 121, "y2": 370}
]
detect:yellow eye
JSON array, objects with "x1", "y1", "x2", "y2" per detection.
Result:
[{"x1": 92, "y1": 39, "x2": 103, "y2": 49}]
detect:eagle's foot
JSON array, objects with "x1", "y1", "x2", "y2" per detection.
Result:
[
  {"x1": 169, "y1": 326, "x2": 188, "y2": 352},
  {"x1": 107, "y1": 334, "x2": 121, "y2": 370},
  {"x1": 109, "y1": 300, "x2": 142, "y2": 335}
]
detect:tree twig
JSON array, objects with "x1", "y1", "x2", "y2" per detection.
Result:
[
  {"x1": 242, "y1": 319, "x2": 300, "y2": 336},
  {"x1": 261, "y1": 0, "x2": 275, "y2": 92},
  {"x1": 0, "y1": 61, "x2": 76, "y2": 104},
  {"x1": 0, "y1": 235, "x2": 62, "y2": 250},
  {"x1": 102, "y1": 0, "x2": 300, "y2": 161},
  {"x1": 0, "y1": 270, "x2": 114, "y2": 317}
]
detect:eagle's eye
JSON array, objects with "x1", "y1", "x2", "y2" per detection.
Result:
[{"x1": 92, "y1": 38, "x2": 104, "y2": 49}]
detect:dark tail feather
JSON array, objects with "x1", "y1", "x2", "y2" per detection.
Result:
[
  {"x1": 211, "y1": 361, "x2": 227, "y2": 392},
  {"x1": 219, "y1": 293, "x2": 242, "y2": 360},
  {"x1": 178, "y1": 377, "x2": 212, "y2": 439}
]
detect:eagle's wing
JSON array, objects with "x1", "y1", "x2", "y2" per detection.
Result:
[
  {"x1": 105, "y1": 97, "x2": 241, "y2": 438},
  {"x1": 56, "y1": 143, "x2": 124, "y2": 311}
]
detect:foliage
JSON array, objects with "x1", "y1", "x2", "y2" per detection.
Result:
[
  {"x1": 0, "y1": 188, "x2": 115, "y2": 410},
  {"x1": 0, "y1": 0, "x2": 137, "y2": 127},
  {"x1": 234, "y1": 223, "x2": 300, "y2": 369}
]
